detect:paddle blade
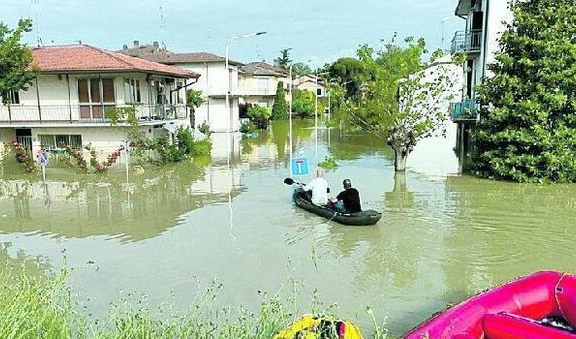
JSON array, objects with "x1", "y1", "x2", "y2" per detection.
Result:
[{"x1": 284, "y1": 178, "x2": 295, "y2": 185}]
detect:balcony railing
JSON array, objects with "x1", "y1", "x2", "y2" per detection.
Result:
[
  {"x1": 0, "y1": 104, "x2": 187, "y2": 124},
  {"x1": 450, "y1": 99, "x2": 479, "y2": 122},
  {"x1": 451, "y1": 29, "x2": 483, "y2": 54}
]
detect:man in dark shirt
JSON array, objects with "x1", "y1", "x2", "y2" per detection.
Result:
[{"x1": 331, "y1": 179, "x2": 362, "y2": 213}]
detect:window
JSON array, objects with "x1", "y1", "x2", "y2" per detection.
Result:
[
  {"x1": 316, "y1": 88, "x2": 323, "y2": 97},
  {"x1": 2, "y1": 90, "x2": 20, "y2": 104},
  {"x1": 176, "y1": 81, "x2": 184, "y2": 104},
  {"x1": 124, "y1": 79, "x2": 141, "y2": 104},
  {"x1": 39, "y1": 134, "x2": 83, "y2": 150},
  {"x1": 78, "y1": 78, "x2": 116, "y2": 119}
]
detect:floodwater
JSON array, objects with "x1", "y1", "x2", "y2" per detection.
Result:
[{"x1": 1, "y1": 119, "x2": 576, "y2": 337}]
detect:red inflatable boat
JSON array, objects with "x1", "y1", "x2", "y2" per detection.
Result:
[{"x1": 405, "y1": 271, "x2": 576, "y2": 338}]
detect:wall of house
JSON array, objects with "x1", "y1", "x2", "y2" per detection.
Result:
[
  {"x1": 482, "y1": 0, "x2": 514, "y2": 75},
  {"x1": 406, "y1": 60, "x2": 464, "y2": 176},
  {"x1": 296, "y1": 82, "x2": 326, "y2": 97},
  {"x1": 179, "y1": 62, "x2": 241, "y2": 132},
  {"x1": 243, "y1": 96, "x2": 274, "y2": 108},
  {"x1": 180, "y1": 62, "x2": 239, "y2": 96},
  {"x1": 27, "y1": 125, "x2": 154, "y2": 160},
  {"x1": 239, "y1": 75, "x2": 289, "y2": 97},
  {"x1": 194, "y1": 97, "x2": 240, "y2": 132}
]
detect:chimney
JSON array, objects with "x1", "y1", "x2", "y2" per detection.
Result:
[
  {"x1": 133, "y1": 40, "x2": 139, "y2": 47},
  {"x1": 122, "y1": 44, "x2": 128, "y2": 50}
]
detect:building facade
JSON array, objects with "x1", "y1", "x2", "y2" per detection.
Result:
[
  {"x1": 121, "y1": 42, "x2": 243, "y2": 132},
  {"x1": 239, "y1": 62, "x2": 289, "y2": 109},
  {"x1": 0, "y1": 44, "x2": 194, "y2": 158},
  {"x1": 450, "y1": 0, "x2": 513, "y2": 171},
  {"x1": 292, "y1": 75, "x2": 327, "y2": 98}
]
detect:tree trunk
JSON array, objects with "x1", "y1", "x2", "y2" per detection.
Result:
[
  {"x1": 189, "y1": 107, "x2": 196, "y2": 129},
  {"x1": 393, "y1": 148, "x2": 407, "y2": 172}
]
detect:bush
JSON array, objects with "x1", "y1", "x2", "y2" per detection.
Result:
[
  {"x1": 191, "y1": 138, "x2": 212, "y2": 156},
  {"x1": 247, "y1": 105, "x2": 271, "y2": 129},
  {"x1": 239, "y1": 120, "x2": 257, "y2": 134},
  {"x1": 292, "y1": 89, "x2": 316, "y2": 119},
  {"x1": 198, "y1": 121, "x2": 211, "y2": 136}
]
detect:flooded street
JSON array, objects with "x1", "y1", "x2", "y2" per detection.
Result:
[{"x1": 1, "y1": 120, "x2": 576, "y2": 337}]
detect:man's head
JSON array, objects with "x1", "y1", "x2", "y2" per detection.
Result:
[
  {"x1": 316, "y1": 169, "x2": 324, "y2": 178},
  {"x1": 343, "y1": 179, "x2": 352, "y2": 189}
]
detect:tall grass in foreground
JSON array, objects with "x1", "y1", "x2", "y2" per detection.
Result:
[{"x1": 0, "y1": 262, "x2": 388, "y2": 338}]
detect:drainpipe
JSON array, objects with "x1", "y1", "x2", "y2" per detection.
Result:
[
  {"x1": 66, "y1": 74, "x2": 72, "y2": 121},
  {"x1": 35, "y1": 76, "x2": 42, "y2": 121}
]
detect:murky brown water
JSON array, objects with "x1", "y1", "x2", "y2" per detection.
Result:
[{"x1": 1, "y1": 119, "x2": 575, "y2": 337}]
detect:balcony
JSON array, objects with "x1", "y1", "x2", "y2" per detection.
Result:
[
  {"x1": 450, "y1": 99, "x2": 479, "y2": 122},
  {"x1": 451, "y1": 29, "x2": 483, "y2": 54},
  {"x1": 0, "y1": 104, "x2": 187, "y2": 125}
]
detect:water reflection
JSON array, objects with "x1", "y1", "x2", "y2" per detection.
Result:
[
  {"x1": 0, "y1": 120, "x2": 575, "y2": 337},
  {"x1": 0, "y1": 159, "x2": 245, "y2": 241}
]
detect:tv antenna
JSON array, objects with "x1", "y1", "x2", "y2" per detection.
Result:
[
  {"x1": 158, "y1": 0, "x2": 165, "y2": 48},
  {"x1": 31, "y1": 0, "x2": 42, "y2": 46}
]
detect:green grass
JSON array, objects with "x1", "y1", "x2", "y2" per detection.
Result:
[{"x1": 0, "y1": 262, "x2": 388, "y2": 339}]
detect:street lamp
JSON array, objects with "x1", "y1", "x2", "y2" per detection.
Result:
[
  {"x1": 224, "y1": 32, "x2": 266, "y2": 234},
  {"x1": 225, "y1": 31, "x2": 267, "y2": 133},
  {"x1": 315, "y1": 72, "x2": 329, "y2": 160}
]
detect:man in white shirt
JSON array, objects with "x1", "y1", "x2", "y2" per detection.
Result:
[{"x1": 302, "y1": 169, "x2": 329, "y2": 205}]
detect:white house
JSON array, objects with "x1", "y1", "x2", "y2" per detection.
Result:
[
  {"x1": 238, "y1": 62, "x2": 289, "y2": 109},
  {"x1": 450, "y1": 0, "x2": 513, "y2": 171},
  {"x1": 0, "y1": 44, "x2": 195, "y2": 158},
  {"x1": 406, "y1": 55, "x2": 464, "y2": 176},
  {"x1": 121, "y1": 41, "x2": 243, "y2": 132}
]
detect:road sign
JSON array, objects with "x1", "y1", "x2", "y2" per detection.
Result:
[
  {"x1": 292, "y1": 157, "x2": 309, "y2": 176},
  {"x1": 37, "y1": 149, "x2": 49, "y2": 167}
]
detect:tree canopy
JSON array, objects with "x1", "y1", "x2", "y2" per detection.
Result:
[
  {"x1": 274, "y1": 49, "x2": 292, "y2": 69},
  {"x1": 470, "y1": 0, "x2": 576, "y2": 183},
  {"x1": 271, "y1": 81, "x2": 288, "y2": 120},
  {"x1": 333, "y1": 37, "x2": 461, "y2": 171},
  {"x1": 0, "y1": 19, "x2": 36, "y2": 105}
]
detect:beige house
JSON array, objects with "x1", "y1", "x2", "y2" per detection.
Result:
[
  {"x1": 293, "y1": 75, "x2": 327, "y2": 97},
  {"x1": 120, "y1": 41, "x2": 244, "y2": 132},
  {"x1": 0, "y1": 44, "x2": 196, "y2": 158},
  {"x1": 239, "y1": 62, "x2": 289, "y2": 110}
]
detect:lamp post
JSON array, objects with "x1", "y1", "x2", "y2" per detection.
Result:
[
  {"x1": 224, "y1": 32, "x2": 266, "y2": 237},
  {"x1": 441, "y1": 17, "x2": 450, "y2": 51},
  {"x1": 289, "y1": 63, "x2": 294, "y2": 177},
  {"x1": 225, "y1": 31, "x2": 267, "y2": 133},
  {"x1": 315, "y1": 72, "x2": 329, "y2": 160}
]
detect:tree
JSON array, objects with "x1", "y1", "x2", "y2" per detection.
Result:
[
  {"x1": 271, "y1": 81, "x2": 288, "y2": 120},
  {"x1": 186, "y1": 89, "x2": 205, "y2": 128},
  {"x1": 247, "y1": 105, "x2": 271, "y2": 130},
  {"x1": 328, "y1": 57, "x2": 369, "y2": 100},
  {"x1": 291, "y1": 62, "x2": 312, "y2": 76},
  {"x1": 274, "y1": 49, "x2": 292, "y2": 69},
  {"x1": 0, "y1": 19, "x2": 37, "y2": 118},
  {"x1": 292, "y1": 89, "x2": 316, "y2": 118},
  {"x1": 335, "y1": 38, "x2": 460, "y2": 171},
  {"x1": 470, "y1": 0, "x2": 576, "y2": 183}
]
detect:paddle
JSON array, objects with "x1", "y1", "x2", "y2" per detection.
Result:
[{"x1": 284, "y1": 178, "x2": 301, "y2": 185}]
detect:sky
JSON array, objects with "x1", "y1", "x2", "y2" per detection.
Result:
[{"x1": 2, "y1": 0, "x2": 463, "y2": 67}]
